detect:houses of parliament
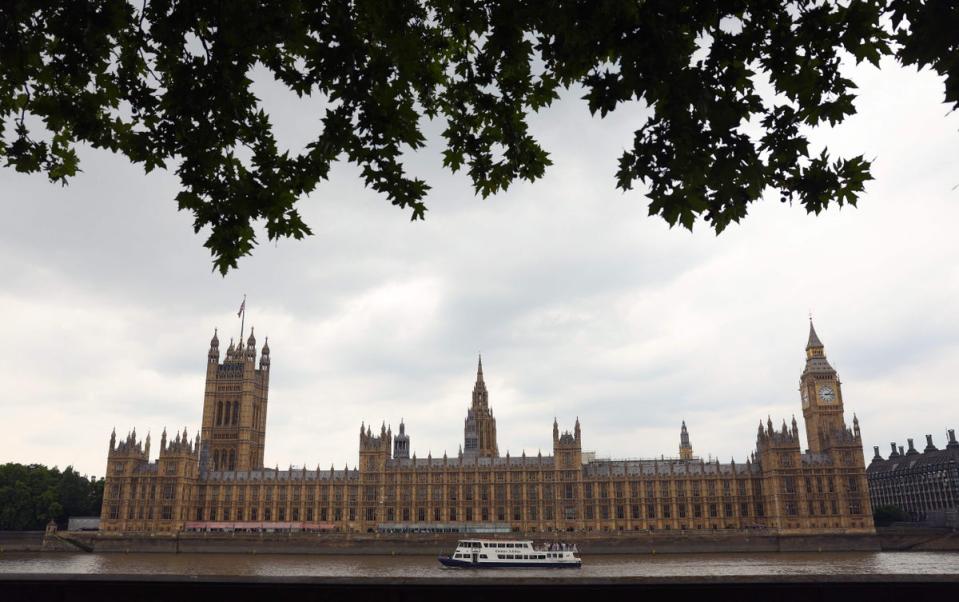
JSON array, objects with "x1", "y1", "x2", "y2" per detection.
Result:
[{"x1": 99, "y1": 321, "x2": 874, "y2": 535}]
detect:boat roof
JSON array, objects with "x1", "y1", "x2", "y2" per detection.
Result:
[{"x1": 457, "y1": 539, "x2": 532, "y2": 543}]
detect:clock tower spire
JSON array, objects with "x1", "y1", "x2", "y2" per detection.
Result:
[{"x1": 800, "y1": 319, "x2": 846, "y2": 453}]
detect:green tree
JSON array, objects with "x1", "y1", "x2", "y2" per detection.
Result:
[
  {"x1": 0, "y1": 463, "x2": 104, "y2": 530},
  {"x1": 1, "y1": 1, "x2": 956, "y2": 273},
  {"x1": 873, "y1": 504, "x2": 910, "y2": 527}
]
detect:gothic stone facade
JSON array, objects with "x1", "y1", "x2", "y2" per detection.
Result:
[{"x1": 99, "y1": 323, "x2": 874, "y2": 535}]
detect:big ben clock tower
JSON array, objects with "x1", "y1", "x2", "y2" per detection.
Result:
[{"x1": 800, "y1": 320, "x2": 846, "y2": 453}]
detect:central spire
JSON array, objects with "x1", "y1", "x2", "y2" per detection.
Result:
[
  {"x1": 679, "y1": 421, "x2": 693, "y2": 460},
  {"x1": 464, "y1": 354, "x2": 497, "y2": 458},
  {"x1": 472, "y1": 353, "x2": 488, "y2": 407}
]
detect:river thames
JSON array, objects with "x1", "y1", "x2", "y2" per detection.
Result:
[{"x1": 1, "y1": 551, "x2": 957, "y2": 578}]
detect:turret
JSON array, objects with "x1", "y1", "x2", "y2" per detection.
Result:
[
  {"x1": 208, "y1": 329, "x2": 220, "y2": 363},
  {"x1": 393, "y1": 419, "x2": 410, "y2": 459},
  {"x1": 679, "y1": 421, "x2": 693, "y2": 460},
  {"x1": 107, "y1": 427, "x2": 149, "y2": 465},
  {"x1": 553, "y1": 418, "x2": 582, "y2": 468},
  {"x1": 259, "y1": 337, "x2": 270, "y2": 370}
]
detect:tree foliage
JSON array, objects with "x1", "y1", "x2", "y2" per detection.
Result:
[
  {"x1": 0, "y1": 463, "x2": 104, "y2": 530},
  {"x1": 872, "y1": 504, "x2": 911, "y2": 527},
  {"x1": 1, "y1": 1, "x2": 956, "y2": 273}
]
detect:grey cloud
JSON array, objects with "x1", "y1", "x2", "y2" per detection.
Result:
[{"x1": 2, "y1": 60, "x2": 958, "y2": 475}]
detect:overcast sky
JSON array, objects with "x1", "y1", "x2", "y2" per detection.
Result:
[{"x1": 2, "y1": 56, "x2": 957, "y2": 478}]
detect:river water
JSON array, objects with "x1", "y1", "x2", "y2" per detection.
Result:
[{"x1": 1, "y1": 552, "x2": 957, "y2": 578}]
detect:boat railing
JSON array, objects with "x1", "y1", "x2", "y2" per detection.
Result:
[{"x1": 538, "y1": 543, "x2": 578, "y2": 553}]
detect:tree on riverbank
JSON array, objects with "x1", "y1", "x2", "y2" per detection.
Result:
[
  {"x1": 872, "y1": 504, "x2": 910, "y2": 527},
  {"x1": 0, "y1": 463, "x2": 103, "y2": 530}
]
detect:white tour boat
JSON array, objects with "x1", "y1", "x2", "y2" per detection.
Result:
[{"x1": 438, "y1": 539, "x2": 582, "y2": 569}]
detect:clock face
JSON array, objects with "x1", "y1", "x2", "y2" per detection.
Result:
[
  {"x1": 801, "y1": 388, "x2": 809, "y2": 408},
  {"x1": 819, "y1": 385, "x2": 835, "y2": 402}
]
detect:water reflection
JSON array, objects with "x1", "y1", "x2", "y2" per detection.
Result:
[{"x1": 1, "y1": 552, "x2": 957, "y2": 578}]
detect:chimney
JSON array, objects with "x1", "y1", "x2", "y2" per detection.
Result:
[
  {"x1": 898, "y1": 445, "x2": 905, "y2": 456},
  {"x1": 947, "y1": 429, "x2": 959, "y2": 450},
  {"x1": 889, "y1": 442, "x2": 899, "y2": 457},
  {"x1": 872, "y1": 446, "x2": 882, "y2": 461},
  {"x1": 906, "y1": 438, "x2": 919, "y2": 455},
  {"x1": 924, "y1": 434, "x2": 937, "y2": 453}
]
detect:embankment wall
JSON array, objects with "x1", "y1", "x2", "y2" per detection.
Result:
[
  {"x1": 12, "y1": 527, "x2": 958, "y2": 555},
  {"x1": 0, "y1": 531, "x2": 44, "y2": 552},
  {"x1": 55, "y1": 531, "x2": 887, "y2": 555}
]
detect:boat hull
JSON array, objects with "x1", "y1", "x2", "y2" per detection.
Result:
[{"x1": 438, "y1": 556, "x2": 581, "y2": 569}]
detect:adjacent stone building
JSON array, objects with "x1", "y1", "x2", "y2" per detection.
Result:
[
  {"x1": 867, "y1": 430, "x2": 959, "y2": 524},
  {"x1": 99, "y1": 321, "x2": 874, "y2": 535}
]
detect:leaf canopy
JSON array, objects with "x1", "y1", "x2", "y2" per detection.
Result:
[{"x1": 1, "y1": 1, "x2": 955, "y2": 273}]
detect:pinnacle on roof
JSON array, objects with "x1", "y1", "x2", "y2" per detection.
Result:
[
  {"x1": 476, "y1": 353, "x2": 484, "y2": 382},
  {"x1": 807, "y1": 318, "x2": 824, "y2": 349}
]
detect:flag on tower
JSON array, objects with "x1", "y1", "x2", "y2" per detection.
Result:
[{"x1": 237, "y1": 296, "x2": 246, "y2": 317}]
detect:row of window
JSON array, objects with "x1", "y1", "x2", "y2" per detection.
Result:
[
  {"x1": 213, "y1": 449, "x2": 237, "y2": 471},
  {"x1": 784, "y1": 499, "x2": 861, "y2": 516},
  {"x1": 183, "y1": 481, "x2": 766, "y2": 503},
  {"x1": 215, "y1": 400, "x2": 240, "y2": 426},
  {"x1": 185, "y1": 500, "x2": 770, "y2": 523},
  {"x1": 109, "y1": 505, "x2": 172, "y2": 520}
]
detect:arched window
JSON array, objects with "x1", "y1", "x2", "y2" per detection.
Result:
[
  {"x1": 216, "y1": 401, "x2": 223, "y2": 426},
  {"x1": 213, "y1": 449, "x2": 220, "y2": 470},
  {"x1": 232, "y1": 401, "x2": 239, "y2": 425},
  {"x1": 228, "y1": 449, "x2": 236, "y2": 471}
]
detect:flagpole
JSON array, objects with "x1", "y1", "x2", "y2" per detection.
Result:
[{"x1": 239, "y1": 294, "x2": 246, "y2": 346}]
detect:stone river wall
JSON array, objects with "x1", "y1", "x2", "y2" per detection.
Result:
[
  {"x1": 0, "y1": 531, "x2": 44, "y2": 552},
  {"x1": 50, "y1": 531, "x2": 885, "y2": 555},
  {"x1": 12, "y1": 527, "x2": 957, "y2": 556}
]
